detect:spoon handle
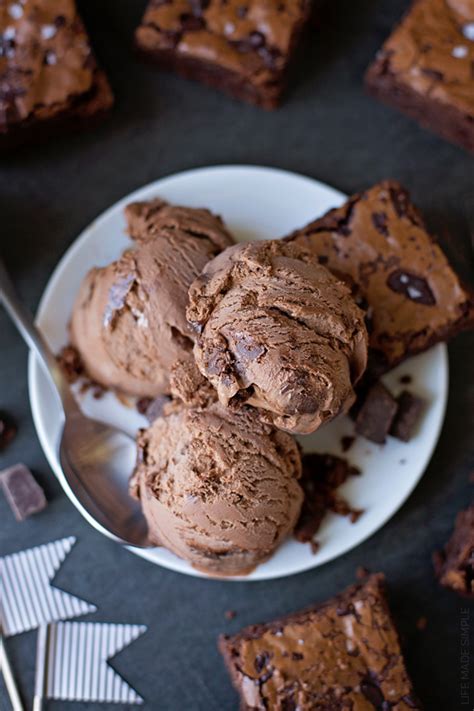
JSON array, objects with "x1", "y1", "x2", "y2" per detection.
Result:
[{"x1": 0, "y1": 257, "x2": 76, "y2": 414}]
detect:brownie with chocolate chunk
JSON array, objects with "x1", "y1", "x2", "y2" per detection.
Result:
[
  {"x1": 285, "y1": 181, "x2": 474, "y2": 372},
  {"x1": 0, "y1": 0, "x2": 113, "y2": 149},
  {"x1": 135, "y1": 0, "x2": 312, "y2": 108},
  {"x1": 219, "y1": 574, "x2": 421, "y2": 710},
  {"x1": 434, "y1": 504, "x2": 474, "y2": 597},
  {"x1": 365, "y1": 0, "x2": 474, "y2": 153}
]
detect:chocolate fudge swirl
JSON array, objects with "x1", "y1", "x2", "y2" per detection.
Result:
[{"x1": 187, "y1": 240, "x2": 368, "y2": 435}]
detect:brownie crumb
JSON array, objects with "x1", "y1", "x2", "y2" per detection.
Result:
[
  {"x1": 399, "y1": 374, "x2": 412, "y2": 385},
  {"x1": 0, "y1": 463, "x2": 47, "y2": 521},
  {"x1": 433, "y1": 504, "x2": 474, "y2": 597},
  {"x1": 57, "y1": 344, "x2": 84, "y2": 383},
  {"x1": 356, "y1": 566, "x2": 370, "y2": 580},
  {"x1": 355, "y1": 382, "x2": 398, "y2": 444},
  {"x1": 92, "y1": 385, "x2": 105, "y2": 400},
  {"x1": 58, "y1": 344, "x2": 107, "y2": 399},
  {"x1": 136, "y1": 397, "x2": 153, "y2": 415},
  {"x1": 294, "y1": 453, "x2": 362, "y2": 545},
  {"x1": 416, "y1": 616, "x2": 427, "y2": 631},
  {"x1": 225, "y1": 610, "x2": 237, "y2": 620},
  {"x1": 390, "y1": 391, "x2": 424, "y2": 442},
  {"x1": 341, "y1": 435, "x2": 355, "y2": 453},
  {"x1": 0, "y1": 411, "x2": 17, "y2": 451},
  {"x1": 310, "y1": 540, "x2": 321, "y2": 555}
]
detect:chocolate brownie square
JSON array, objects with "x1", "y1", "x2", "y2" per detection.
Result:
[
  {"x1": 135, "y1": 0, "x2": 312, "y2": 108},
  {"x1": 433, "y1": 504, "x2": 474, "y2": 597},
  {"x1": 365, "y1": 0, "x2": 474, "y2": 153},
  {"x1": 219, "y1": 574, "x2": 421, "y2": 710},
  {"x1": 0, "y1": 0, "x2": 114, "y2": 149},
  {"x1": 285, "y1": 180, "x2": 474, "y2": 372}
]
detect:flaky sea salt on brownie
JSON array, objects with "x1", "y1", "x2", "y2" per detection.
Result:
[
  {"x1": 433, "y1": 503, "x2": 474, "y2": 597},
  {"x1": 365, "y1": 0, "x2": 474, "y2": 153},
  {"x1": 285, "y1": 180, "x2": 474, "y2": 372},
  {"x1": 135, "y1": 0, "x2": 312, "y2": 108},
  {"x1": 219, "y1": 574, "x2": 421, "y2": 710},
  {"x1": 0, "y1": 0, "x2": 113, "y2": 148}
]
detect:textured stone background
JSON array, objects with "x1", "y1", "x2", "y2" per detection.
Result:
[{"x1": 1, "y1": 1, "x2": 473, "y2": 708}]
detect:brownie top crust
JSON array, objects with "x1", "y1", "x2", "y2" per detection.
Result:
[
  {"x1": 372, "y1": 0, "x2": 474, "y2": 114},
  {"x1": 136, "y1": 0, "x2": 311, "y2": 82},
  {"x1": 220, "y1": 574, "x2": 421, "y2": 710},
  {"x1": 285, "y1": 180, "x2": 474, "y2": 369},
  {"x1": 0, "y1": 0, "x2": 100, "y2": 128}
]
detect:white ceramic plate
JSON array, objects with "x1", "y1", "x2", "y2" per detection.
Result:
[{"x1": 29, "y1": 166, "x2": 448, "y2": 581}]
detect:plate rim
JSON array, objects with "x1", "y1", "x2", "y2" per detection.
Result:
[{"x1": 28, "y1": 164, "x2": 449, "y2": 581}]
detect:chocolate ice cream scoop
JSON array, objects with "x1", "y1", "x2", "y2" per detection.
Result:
[
  {"x1": 187, "y1": 240, "x2": 368, "y2": 434},
  {"x1": 70, "y1": 200, "x2": 233, "y2": 397},
  {"x1": 131, "y1": 403, "x2": 303, "y2": 576}
]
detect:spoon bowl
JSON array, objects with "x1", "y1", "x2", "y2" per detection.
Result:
[
  {"x1": 0, "y1": 257, "x2": 150, "y2": 549},
  {"x1": 58, "y1": 414, "x2": 149, "y2": 547}
]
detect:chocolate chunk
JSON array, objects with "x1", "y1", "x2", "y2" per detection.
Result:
[
  {"x1": 361, "y1": 677, "x2": 385, "y2": 708},
  {"x1": 291, "y1": 652, "x2": 303, "y2": 660},
  {"x1": 421, "y1": 67, "x2": 444, "y2": 81},
  {"x1": 235, "y1": 334, "x2": 265, "y2": 361},
  {"x1": 136, "y1": 397, "x2": 153, "y2": 415},
  {"x1": 0, "y1": 411, "x2": 17, "y2": 450},
  {"x1": 386, "y1": 269, "x2": 435, "y2": 305},
  {"x1": 143, "y1": 395, "x2": 171, "y2": 423},
  {"x1": 103, "y1": 274, "x2": 135, "y2": 328},
  {"x1": 355, "y1": 382, "x2": 398, "y2": 444},
  {"x1": 179, "y1": 14, "x2": 205, "y2": 31},
  {"x1": 0, "y1": 463, "x2": 47, "y2": 521},
  {"x1": 254, "y1": 651, "x2": 270, "y2": 672},
  {"x1": 390, "y1": 390, "x2": 424, "y2": 441},
  {"x1": 341, "y1": 435, "x2": 355, "y2": 452},
  {"x1": 371, "y1": 211, "x2": 389, "y2": 236}
]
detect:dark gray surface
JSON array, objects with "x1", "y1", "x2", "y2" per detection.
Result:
[{"x1": 1, "y1": 0, "x2": 473, "y2": 709}]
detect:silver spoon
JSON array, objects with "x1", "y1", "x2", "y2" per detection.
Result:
[{"x1": 0, "y1": 258, "x2": 149, "y2": 548}]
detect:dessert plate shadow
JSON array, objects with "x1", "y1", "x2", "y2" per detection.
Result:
[{"x1": 28, "y1": 165, "x2": 448, "y2": 581}]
